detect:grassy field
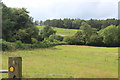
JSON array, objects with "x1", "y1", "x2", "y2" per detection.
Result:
[
  {"x1": 36, "y1": 26, "x2": 78, "y2": 35},
  {"x1": 1, "y1": 45, "x2": 118, "y2": 78}
]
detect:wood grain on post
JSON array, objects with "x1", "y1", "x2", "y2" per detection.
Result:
[
  {"x1": 118, "y1": 52, "x2": 120, "y2": 80},
  {"x1": 8, "y1": 57, "x2": 22, "y2": 78},
  {"x1": 118, "y1": 53, "x2": 120, "y2": 80}
]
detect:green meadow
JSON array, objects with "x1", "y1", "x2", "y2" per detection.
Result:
[
  {"x1": 36, "y1": 26, "x2": 78, "y2": 35},
  {"x1": 2, "y1": 45, "x2": 118, "y2": 78}
]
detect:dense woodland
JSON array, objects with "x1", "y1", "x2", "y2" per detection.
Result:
[
  {"x1": 2, "y1": 3, "x2": 65, "y2": 51},
  {"x1": 36, "y1": 18, "x2": 120, "y2": 30},
  {"x1": 1, "y1": 3, "x2": 120, "y2": 51},
  {"x1": 34, "y1": 18, "x2": 120, "y2": 47}
]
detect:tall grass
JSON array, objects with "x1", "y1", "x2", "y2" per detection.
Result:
[{"x1": 2, "y1": 45, "x2": 118, "y2": 78}]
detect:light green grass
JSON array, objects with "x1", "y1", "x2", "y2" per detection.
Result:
[
  {"x1": 36, "y1": 26, "x2": 78, "y2": 35},
  {"x1": 2, "y1": 45, "x2": 118, "y2": 78}
]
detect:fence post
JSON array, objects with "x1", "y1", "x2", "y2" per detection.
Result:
[
  {"x1": 8, "y1": 57, "x2": 22, "y2": 78},
  {"x1": 118, "y1": 53, "x2": 120, "y2": 80}
]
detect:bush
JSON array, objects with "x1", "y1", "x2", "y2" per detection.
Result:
[
  {"x1": 40, "y1": 26, "x2": 56, "y2": 39},
  {"x1": 63, "y1": 36, "x2": 75, "y2": 45},
  {"x1": 99, "y1": 25, "x2": 118, "y2": 46},
  {"x1": 15, "y1": 27, "x2": 39, "y2": 44},
  {"x1": 63, "y1": 31, "x2": 85, "y2": 45},
  {"x1": 31, "y1": 38, "x2": 38, "y2": 44},
  {"x1": 49, "y1": 34, "x2": 63, "y2": 42},
  {"x1": 64, "y1": 36, "x2": 84, "y2": 45},
  {"x1": 2, "y1": 39, "x2": 66, "y2": 51},
  {"x1": 88, "y1": 34, "x2": 103, "y2": 46},
  {"x1": 2, "y1": 40, "x2": 16, "y2": 51},
  {"x1": 14, "y1": 41, "x2": 22, "y2": 49}
]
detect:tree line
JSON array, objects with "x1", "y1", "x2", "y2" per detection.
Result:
[
  {"x1": 63, "y1": 22, "x2": 120, "y2": 47},
  {"x1": 1, "y1": 3, "x2": 120, "y2": 51},
  {"x1": 39, "y1": 18, "x2": 120, "y2": 30},
  {"x1": 2, "y1": 3, "x2": 57, "y2": 44},
  {"x1": 1, "y1": 3, "x2": 65, "y2": 51}
]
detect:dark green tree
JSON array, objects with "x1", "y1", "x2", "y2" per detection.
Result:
[
  {"x1": 14, "y1": 27, "x2": 39, "y2": 43},
  {"x1": 72, "y1": 19, "x2": 82, "y2": 29},
  {"x1": 63, "y1": 18, "x2": 72, "y2": 29},
  {"x1": 99, "y1": 25, "x2": 118, "y2": 46},
  {"x1": 40, "y1": 26, "x2": 56, "y2": 39},
  {"x1": 2, "y1": 3, "x2": 39, "y2": 43},
  {"x1": 80, "y1": 22, "x2": 93, "y2": 44},
  {"x1": 49, "y1": 34, "x2": 63, "y2": 42}
]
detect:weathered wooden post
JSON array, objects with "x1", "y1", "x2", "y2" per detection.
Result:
[
  {"x1": 8, "y1": 57, "x2": 22, "y2": 78},
  {"x1": 118, "y1": 52, "x2": 120, "y2": 80}
]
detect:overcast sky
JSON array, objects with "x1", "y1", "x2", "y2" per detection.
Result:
[{"x1": 2, "y1": 0, "x2": 119, "y2": 21}]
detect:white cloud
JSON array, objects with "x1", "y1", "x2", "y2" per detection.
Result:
[{"x1": 2, "y1": 0, "x2": 119, "y2": 20}]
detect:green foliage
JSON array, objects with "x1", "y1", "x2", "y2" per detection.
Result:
[
  {"x1": 2, "y1": 3, "x2": 120, "y2": 48},
  {"x1": 101, "y1": 19, "x2": 119, "y2": 29},
  {"x1": 63, "y1": 24, "x2": 119, "y2": 46},
  {"x1": 44, "y1": 18, "x2": 119, "y2": 30},
  {"x1": 14, "y1": 29, "x2": 29, "y2": 42},
  {"x1": 38, "y1": 23, "x2": 119, "y2": 47},
  {"x1": 14, "y1": 41, "x2": 23, "y2": 49},
  {"x1": 99, "y1": 25, "x2": 118, "y2": 46},
  {"x1": 80, "y1": 22, "x2": 93, "y2": 44},
  {"x1": 86, "y1": 19, "x2": 102, "y2": 30},
  {"x1": 88, "y1": 34, "x2": 103, "y2": 46},
  {"x1": 117, "y1": 25, "x2": 120, "y2": 45},
  {"x1": 31, "y1": 38, "x2": 38, "y2": 44},
  {"x1": 49, "y1": 34, "x2": 63, "y2": 42},
  {"x1": 63, "y1": 36, "x2": 75, "y2": 45},
  {"x1": 2, "y1": 3, "x2": 65, "y2": 50},
  {"x1": 40, "y1": 26, "x2": 56, "y2": 39},
  {"x1": 44, "y1": 19, "x2": 64, "y2": 28},
  {"x1": 63, "y1": 37, "x2": 80, "y2": 45},
  {"x1": 63, "y1": 31, "x2": 84, "y2": 45},
  {"x1": 2, "y1": 3, "x2": 37, "y2": 43},
  {"x1": 73, "y1": 31, "x2": 84, "y2": 44},
  {"x1": 2, "y1": 39, "x2": 66, "y2": 51},
  {"x1": 63, "y1": 18, "x2": 72, "y2": 29},
  {"x1": 72, "y1": 19, "x2": 83, "y2": 29},
  {"x1": 2, "y1": 40, "x2": 16, "y2": 51},
  {"x1": 14, "y1": 27, "x2": 39, "y2": 43}
]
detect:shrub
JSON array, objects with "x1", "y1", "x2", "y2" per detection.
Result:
[
  {"x1": 40, "y1": 26, "x2": 56, "y2": 39},
  {"x1": 63, "y1": 31, "x2": 85, "y2": 45},
  {"x1": 2, "y1": 38, "x2": 67, "y2": 51},
  {"x1": 99, "y1": 25, "x2": 118, "y2": 46},
  {"x1": 31, "y1": 38, "x2": 38, "y2": 44},
  {"x1": 2, "y1": 40, "x2": 16, "y2": 51},
  {"x1": 49, "y1": 34, "x2": 63, "y2": 42},
  {"x1": 63, "y1": 36, "x2": 75, "y2": 45},
  {"x1": 88, "y1": 34, "x2": 103, "y2": 46}
]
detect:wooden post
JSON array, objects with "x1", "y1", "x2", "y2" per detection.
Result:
[
  {"x1": 118, "y1": 53, "x2": 120, "y2": 80},
  {"x1": 8, "y1": 57, "x2": 22, "y2": 78}
]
